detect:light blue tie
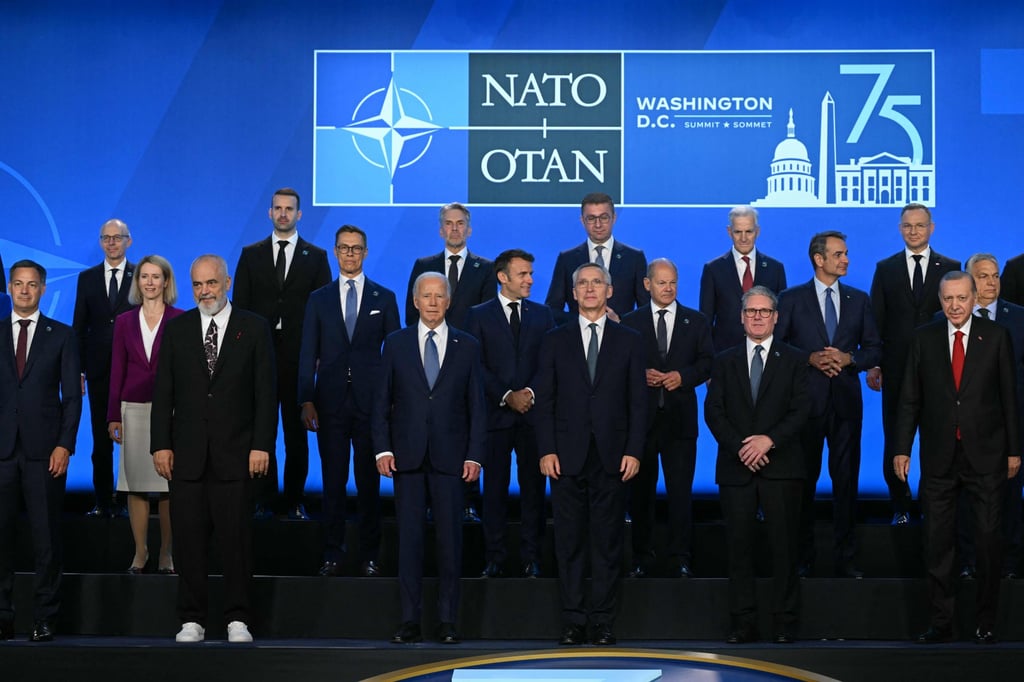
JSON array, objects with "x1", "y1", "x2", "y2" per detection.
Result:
[
  {"x1": 424, "y1": 330, "x2": 440, "y2": 389},
  {"x1": 824, "y1": 287, "x2": 838, "y2": 343},
  {"x1": 344, "y1": 279, "x2": 357, "y2": 339},
  {"x1": 594, "y1": 245, "x2": 606, "y2": 269},
  {"x1": 587, "y1": 322, "x2": 599, "y2": 382},
  {"x1": 750, "y1": 344, "x2": 764, "y2": 403}
]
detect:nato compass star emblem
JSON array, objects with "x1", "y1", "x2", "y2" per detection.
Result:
[{"x1": 344, "y1": 76, "x2": 441, "y2": 179}]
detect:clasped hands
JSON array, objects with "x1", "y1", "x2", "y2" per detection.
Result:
[{"x1": 809, "y1": 347, "x2": 849, "y2": 378}]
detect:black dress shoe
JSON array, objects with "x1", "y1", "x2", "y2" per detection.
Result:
[
  {"x1": 112, "y1": 504, "x2": 129, "y2": 519},
  {"x1": 391, "y1": 621, "x2": 422, "y2": 644},
  {"x1": 959, "y1": 565, "x2": 976, "y2": 579},
  {"x1": 1004, "y1": 571, "x2": 1019, "y2": 579},
  {"x1": 522, "y1": 560, "x2": 541, "y2": 578},
  {"x1": 627, "y1": 565, "x2": 646, "y2": 579},
  {"x1": 0, "y1": 621, "x2": 13, "y2": 640},
  {"x1": 916, "y1": 627, "x2": 953, "y2": 644},
  {"x1": 974, "y1": 628, "x2": 997, "y2": 645},
  {"x1": 590, "y1": 623, "x2": 616, "y2": 646},
  {"x1": 726, "y1": 627, "x2": 758, "y2": 644},
  {"x1": 755, "y1": 506, "x2": 766, "y2": 522},
  {"x1": 463, "y1": 506, "x2": 481, "y2": 523},
  {"x1": 480, "y1": 561, "x2": 503, "y2": 578},
  {"x1": 558, "y1": 623, "x2": 587, "y2": 645},
  {"x1": 86, "y1": 505, "x2": 110, "y2": 518},
  {"x1": 30, "y1": 620, "x2": 54, "y2": 642},
  {"x1": 318, "y1": 560, "x2": 341, "y2": 577},
  {"x1": 361, "y1": 560, "x2": 381, "y2": 577},
  {"x1": 677, "y1": 563, "x2": 692, "y2": 579},
  {"x1": 287, "y1": 504, "x2": 310, "y2": 521},
  {"x1": 436, "y1": 622, "x2": 460, "y2": 644},
  {"x1": 891, "y1": 511, "x2": 911, "y2": 526},
  {"x1": 834, "y1": 565, "x2": 864, "y2": 579},
  {"x1": 774, "y1": 632, "x2": 796, "y2": 644},
  {"x1": 253, "y1": 504, "x2": 275, "y2": 521}
]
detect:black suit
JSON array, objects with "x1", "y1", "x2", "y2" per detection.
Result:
[
  {"x1": 621, "y1": 303, "x2": 713, "y2": 570},
  {"x1": 404, "y1": 251, "x2": 495, "y2": 328},
  {"x1": 871, "y1": 249, "x2": 961, "y2": 512},
  {"x1": 151, "y1": 306, "x2": 277, "y2": 627},
  {"x1": 704, "y1": 338, "x2": 810, "y2": 635},
  {"x1": 896, "y1": 317, "x2": 1019, "y2": 633},
  {"x1": 700, "y1": 250, "x2": 787, "y2": 352},
  {"x1": 534, "y1": 318, "x2": 646, "y2": 628},
  {"x1": 233, "y1": 236, "x2": 331, "y2": 509},
  {"x1": 545, "y1": 241, "x2": 648, "y2": 325},
  {"x1": 465, "y1": 296, "x2": 555, "y2": 568},
  {"x1": 0, "y1": 314, "x2": 81, "y2": 627},
  {"x1": 72, "y1": 261, "x2": 135, "y2": 509},
  {"x1": 1000, "y1": 254, "x2": 1024, "y2": 306}
]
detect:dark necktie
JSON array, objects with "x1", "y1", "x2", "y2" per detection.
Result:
[
  {"x1": 509, "y1": 301, "x2": 521, "y2": 346},
  {"x1": 594, "y1": 245, "x2": 606, "y2": 269},
  {"x1": 911, "y1": 254, "x2": 924, "y2": 304},
  {"x1": 741, "y1": 256, "x2": 753, "y2": 293},
  {"x1": 448, "y1": 255, "x2": 460, "y2": 293},
  {"x1": 276, "y1": 240, "x2": 288, "y2": 289},
  {"x1": 424, "y1": 330, "x2": 440, "y2": 389},
  {"x1": 587, "y1": 322, "x2": 599, "y2": 382},
  {"x1": 15, "y1": 319, "x2": 30, "y2": 380},
  {"x1": 824, "y1": 287, "x2": 838, "y2": 343},
  {"x1": 656, "y1": 309, "x2": 668, "y2": 407},
  {"x1": 977, "y1": 307, "x2": 991, "y2": 319},
  {"x1": 108, "y1": 268, "x2": 119, "y2": 309},
  {"x1": 204, "y1": 319, "x2": 218, "y2": 377},
  {"x1": 750, "y1": 344, "x2": 764, "y2": 403},
  {"x1": 345, "y1": 279, "x2": 358, "y2": 339}
]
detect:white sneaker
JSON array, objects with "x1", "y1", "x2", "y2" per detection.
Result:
[
  {"x1": 227, "y1": 620, "x2": 253, "y2": 643},
  {"x1": 175, "y1": 622, "x2": 205, "y2": 643}
]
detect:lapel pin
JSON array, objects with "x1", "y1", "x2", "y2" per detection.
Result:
[
  {"x1": 45, "y1": 325, "x2": 53, "y2": 332},
  {"x1": 472, "y1": 261, "x2": 480, "y2": 269},
  {"x1": 682, "y1": 317, "x2": 690, "y2": 325},
  {"x1": 372, "y1": 290, "x2": 379, "y2": 297},
  {"x1": 760, "y1": 261, "x2": 767, "y2": 268},
  {"x1": 615, "y1": 252, "x2": 622, "y2": 260},
  {"x1": 302, "y1": 249, "x2": 309, "y2": 256},
  {"x1": 773, "y1": 351, "x2": 781, "y2": 358},
  {"x1": 236, "y1": 331, "x2": 243, "y2": 340}
]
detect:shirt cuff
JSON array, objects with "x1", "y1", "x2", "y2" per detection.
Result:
[{"x1": 375, "y1": 451, "x2": 394, "y2": 461}]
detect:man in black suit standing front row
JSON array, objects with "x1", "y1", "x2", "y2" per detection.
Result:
[
  {"x1": 895, "y1": 271, "x2": 1020, "y2": 644},
  {"x1": 152, "y1": 255, "x2": 277, "y2": 644},
  {"x1": 0, "y1": 260, "x2": 82, "y2": 642},
  {"x1": 704, "y1": 285, "x2": 810, "y2": 644}
]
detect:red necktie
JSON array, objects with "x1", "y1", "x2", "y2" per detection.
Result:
[
  {"x1": 741, "y1": 256, "x2": 753, "y2": 293},
  {"x1": 952, "y1": 330, "x2": 965, "y2": 390},
  {"x1": 15, "y1": 319, "x2": 30, "y2": 380}
]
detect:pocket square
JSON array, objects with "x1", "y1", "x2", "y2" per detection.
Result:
[{"x1": 370, "y1": 310, "x2": 381, "y2": 316}]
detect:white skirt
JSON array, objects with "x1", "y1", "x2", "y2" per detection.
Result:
[{"x1": 116, "y1": 401, "x2": 168, "y2": 493}]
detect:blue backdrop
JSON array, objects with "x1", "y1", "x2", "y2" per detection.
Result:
[{"x1": 2, "y1": 0, "x2": 1022, "y2": 497}]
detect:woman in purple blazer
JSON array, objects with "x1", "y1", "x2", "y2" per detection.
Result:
[{"x1": 107, "y1": 255, "x2": 183, "y2": 573}]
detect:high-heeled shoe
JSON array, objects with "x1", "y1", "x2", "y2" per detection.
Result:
[
  {"x1": 128, "y1": 552, "x2": 149, "y2": 574},
  {"x1": 157, "y1": 552, "x2": 175, "y2": 574}
]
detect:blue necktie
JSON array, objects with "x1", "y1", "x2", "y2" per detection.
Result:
[
  {"x1": 594, "y1": 245, "x2": 606, "y2": 269},
  {"x1": 424, "y1": 330, "x2": 440, "y2": 389},
  {"x1": 344, "y1": 279, "x2": 357, "y2": 339},
  {"x1": 750, "y1": 344, "x2": 764, "y2": 403},
  {"x1": 824, "y1": 287, "x2": 838, "y2": 343},
  {"x1": 587, "y1": 322, "x2": 599, "y2": 382}
]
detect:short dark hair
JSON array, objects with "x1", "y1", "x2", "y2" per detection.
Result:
[
  {"x1": 581, "y1": 192, "x2": 615, "y2": 214},
  {"x1": 272, "y1": 187, "x2": 301, "y2": 210},
  {"x1": 808, "y1": 230, "x2": 847, "y2": 266},
  {"x1": 901, "y1": 202, "x2": 931, "y2": 221},
  {"x1": 439, "y1": 202, "x2": 470, "y2": 225},
  {"x1": 335, "y1": 224, "x2": 367, "y2": 246},
  {"x1": 494, "y1": 248, "x2": 534, "y2": 278},
  {"x1": 11, "y1": 259, "x2": 47, "y2": 284}
]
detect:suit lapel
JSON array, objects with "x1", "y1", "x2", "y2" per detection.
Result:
[
  {"x1": 20, "y1": 315, "x2": 53, "y2": 380},
  {"x1": 959, "y1": 323, "x2": 988, "y2": 394},
  {"x1": 283, "y1": 238, "x2": 311, "y2": 288},
  {"x1": 755, "y1": 342, "x2": 784, "y2": 404},
  {"x1": 2, "y1": 319, "x2": 15, "y2": 379}
]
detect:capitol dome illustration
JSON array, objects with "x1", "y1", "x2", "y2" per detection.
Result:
[{"x1": 756, "y1": 108, "x2": 819, "y2": 205}]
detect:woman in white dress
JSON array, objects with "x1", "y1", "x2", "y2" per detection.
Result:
[{"x1": 107, "y1": 255, "x2": 183, "y2": 573}]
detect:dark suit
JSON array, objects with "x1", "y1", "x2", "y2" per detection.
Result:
[
  {"x1": 151, "y1": 306, "x2": 277, "y2": 627},
  {"x1": 871, "y1": 249, "x2": 961, "y2": 512},
  {"x1": 0, "y1": 294, "x2": 10, "y2": 318},
  {"x1": 896, "y1": 317, "x2": 1019, "y2": 632},
  {"x1": 545, "y1": 241, "x2": 648, "y2": 325},
  {"x1": 700, "y1": 250, "x2": 787, "y2": 352},
  {"x1": 621, "y1": 303, "x2": 713, "y2": 570},
  {"x1": 72, "y1": 261, "x2": 135, "y2": 509},
  {"x1": 0, "y1": 314, "x2": 81, "y2": 627},
  {"x1": 704, "y1": 339, "x2": 809, "y2": 634},
  {"x1": 1000, "y1": 254, "x2": 1024, "y2": 306},
  {"x1": 404, "y1": 251, "x2": 495, "y2": 328},
  {"x1": 776, "y1": 281, "x2": 882, "y2": 570},
  {"x1": 298, "y1": 277, "x2": 400, "y2": 563},
  {"x1": 233, "y1": 236, "x2": 331, "y2": 509},
  {"x1": 534, "y1": 319, "x2": 646, "y2": 628},
  {"x1": 465, "y1": 297, "x2": 555, "y2": 568},
  {"x1": 371, "y1": 324, "x2": 487, "y2": 624}
]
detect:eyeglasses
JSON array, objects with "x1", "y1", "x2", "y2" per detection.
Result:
[
  {"x1": 899, "y1": 222, "x2": 931, "y2": 232},
  {"x1": 335, "y1": 245, "x2": 366, "y2": 255},
  {"x1": 742, "y1": 308, "x2": 775, "y2": 318},
  {"x1": 100, "y1": 234, "x2": 128, "y2": 243},
  {"x1": 582, "y1": 213, "x2": 613, "y2": 225},
  {"x1": 575, "y1": 278, "x2": 608, "y2": 289}
]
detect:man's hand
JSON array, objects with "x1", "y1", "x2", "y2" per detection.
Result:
[
  {"x1": 506, "y1": 389, "x2": 534, "y2": 414},
  {"x1": 540, "y1": 454, "x2": 561, "y2": 480},
  {"x1": 108, "y1": 421, "x2": 123, "y2": 444},
  {"x1": 866, "y1": 367, "x2": 882, "y2": 392},
  {"x1": 48, "y1": 446, "x2": 70, "y2": 477},
  {"x1": 1009, "y1": 456, "x2": 1021, "y2": 479},
  {"x1": 300, "y1": 402, "x2": 319, "y2": 431},
  {"x1": 154, "y1": 449, "x2": 174, "y2": 480},
  {"x1": 738, "y1": 435, "x2": 773, "y2": 471},
  {"x1": 604, "y1": 306, "x2": 620, "y2": 323},
  {"x1": 620, "y1": 455, "x2": 640, "y2": 482},
  {"x1": 463, "y1": 461, "x2": 481, "y2": 482},
  {"x1": 249, "y1": 450, "x2": 270, "y2": 479},
  {"x1": 809, "y1": 348, "x2": 845, "y2": 378},
  {"x1": 377, "y1": 455, "x2": 397, "y2": 478},
  {"x1": 893, "y1": 455, "x2": 911, "y2": 483}
]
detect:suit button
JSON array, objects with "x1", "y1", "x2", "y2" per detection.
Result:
[{"x1": 208, "y1": 393, "x2": 213, "y2": 398}]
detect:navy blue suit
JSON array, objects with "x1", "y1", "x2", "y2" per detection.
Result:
[
  {"x1": 404, "y1": 251, "x2": 495, "y2": 328},
  {"x1": 776, "y1": 280, "x2": 881, "y2": 570},
  {"x1": 699, "y1": 251, "x2": 787, "y2": 352},
  {"x1": 465, "y1": 297, "x2": 555, "y2": 568},
  {"x1": 298, "y1": 277, "x2": 400, "y2": 563},
  {"x1": 621, "y1": 303, "x2": 713, "y2": 569},
  {"x1": 534, "y1": 318, "x2": 646, "y2": 628},
  {"x1": 0, "y1": 314, "x2": 81, "y2": 627},
  {"x1": 371, "y1": 324, "x2": 487, "y2": 624},
  {"x1": 545, "y1": 241, "x2": 648, "y2": 325}
]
